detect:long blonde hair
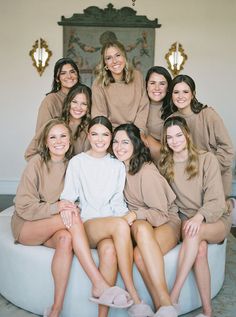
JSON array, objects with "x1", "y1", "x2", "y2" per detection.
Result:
[
  {"x1": 94, "y1": 40, "x2": 134, "y2": 86},
  {"x1": 159, "y1": 116, "x2": 199, "y2": 183},
  {"x1": 37, "y1": 118, "x2": 74, "y2": 165}
]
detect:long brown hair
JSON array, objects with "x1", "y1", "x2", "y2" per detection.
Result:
[
  {"x1": 94, "y1": 40, "x2": 134, "y2": 86},
  {"x1": 159, "y1": 116, "x2": 199, "y2": 182},
  {"x1": 61, "y1": 83, "x2": 91, "y2": 139}
]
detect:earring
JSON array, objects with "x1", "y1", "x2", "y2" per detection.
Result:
[{"x1": 104, "y1": 65, "x2": 109, "y2": 71}]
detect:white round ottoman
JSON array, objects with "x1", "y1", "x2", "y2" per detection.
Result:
[{"x1": 0, "y1": 207, "x2": 227, "y2": 317}]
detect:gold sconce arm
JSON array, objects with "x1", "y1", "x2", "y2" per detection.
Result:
[
  {"x1": 165, "y1": 42, "x2": 187, "y2": 76},
  {"x1": 29, "y1": 38, "x2": 52, "y2": 76}
]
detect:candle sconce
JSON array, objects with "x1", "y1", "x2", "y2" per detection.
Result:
[
  {"x1": 29, "y1": 38, "x2": 52, "y2": 76},
  {"x1": 165, "y1": 42, "x2": 187, "y2": 76}
]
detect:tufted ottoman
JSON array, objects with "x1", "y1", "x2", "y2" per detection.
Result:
[{"x1": 0, "y1": 207, "x2": 227, "y2": 317}]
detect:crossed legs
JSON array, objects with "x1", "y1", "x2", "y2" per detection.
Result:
[
  {"x1": 84, "y1": 217, "x2": 141, "y2": 304},
  {"x1": 131, "y1": 220, "x2": 178, "y2": 312}
]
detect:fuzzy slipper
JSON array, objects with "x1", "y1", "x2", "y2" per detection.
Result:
[
  {"x1": 173, "y1": 302, "x2": 181, "y2": 314},
  {"x1": 194, "y1": 314, "x2": 208, "y2": 317},
  {"x1": 154, "y1": 305, "x2": 178, "y2": 317},
  {"x1": 128, "y1": 301, "x2": 154, "y2": 317},
  {"x1": 89, "y1": 286, "x2": 133, "y2": 308}
]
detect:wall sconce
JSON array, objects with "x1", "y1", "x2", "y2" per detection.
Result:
[
  {"x1": 165, "y1": 42, "x2": 187, "y2": 76},
  {"x1": 29, "y1": 38, "x2": 52, "y2": 76}
]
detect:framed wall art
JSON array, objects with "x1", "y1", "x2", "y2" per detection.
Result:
[{"x1": 58, "y1": 3, "x2": 161, "y2": 86}]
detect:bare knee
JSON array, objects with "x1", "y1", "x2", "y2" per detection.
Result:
[
  {"x1": 195, "y1": 240, "x2": 208, "y2": 263},
  {"x1": 132, "y1": 221, "x2": 153, "y2": 243},
  {"x1": 114, "y1": 218, "x2": 130, "y2": 236},
  {"x1": 98, "y1": 240, "x2": 117, "y2": 266},
  {"x1": 56, "y1": 230, "x2": 73, "y2": 253}
]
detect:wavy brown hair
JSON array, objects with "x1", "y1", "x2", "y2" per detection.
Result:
[
  {"x1": 113, "y1": 123, "x2": 152, "y2": 175},
  {"x1": 37, "y1": 118, "x2": 74, "y2": 166},
  {"x1": 159, "y1": 116, "x2": 199, "y2": 182},
  {"x1": 94, "y1": 40, "x2": 134, "y2": 86},
  {"x1": 61, "y1": 83, "x2": 91, "y2": 140}
]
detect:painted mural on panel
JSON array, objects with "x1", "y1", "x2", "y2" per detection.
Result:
[{"x1": 63, "y1": 26, "x2": 155, "y2": 87}]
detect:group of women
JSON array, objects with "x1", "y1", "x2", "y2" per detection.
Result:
[{"x1": 11, "y1": 40, "x2": 234, "y2": 317}]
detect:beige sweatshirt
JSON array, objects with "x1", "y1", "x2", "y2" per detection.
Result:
[
  {"x1": 91, "y1": 69, "x2": 149, "y2": 131},
  {"x1": 124, "y1": 162, "x2": 180, "y2": 228},
  {"x1": 35, "y1": 91, "x2": 66, "y2": 132},
  {"x1": 170, "y1": 151, "x2": 228, "y2": 223},
  {"x1": 147, "y1": 103, "x2": 164, "y2": 141},
  {"x1": 172, "y1": 107, "x2": 234, "y2": 196},
  {"x1": 14, "y1": 154, "x2": 67, "y2": 222}
]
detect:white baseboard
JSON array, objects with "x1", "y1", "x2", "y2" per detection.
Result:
[{"x1": 0, "y1": 179, "x2": 19, "y2": 195}]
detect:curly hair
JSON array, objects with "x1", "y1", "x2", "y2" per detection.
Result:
[
  {"x1": 145, "y1": 66, "x2": 172, "y2": 120},
  {"x1": 37, "y1": 118, "x2": 74, "y2": 166},
  {"x1": 113, "y1": 123, "x2": 152, "y2": 175},
  {"x1": 48, "y1": 58, "x2": 81, "y2": 94},
  {"x1": 94, "y1": 40, "x2": 134, "y2": 86},
  {"x1": 61, "y1": 83, "x2": 91, "y2": 139},
  {"x1": 169, "y1": 74, "x2": 207, "y2": 114},
  {"x1": 158, "y1": 116, "x2": 199, "y2": 182}
]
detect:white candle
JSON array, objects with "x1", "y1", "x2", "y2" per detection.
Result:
[{"x1": 176, "y1": 42, "x2": 179, "y2": 66}]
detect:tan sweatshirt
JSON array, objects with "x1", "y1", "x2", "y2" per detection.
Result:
[
  {"x1": 124, "y1": 162, "x2": 180, "y2": 229},
  {"x1": 91, "y1": 69, "x2": 149, "y2": 131},
  {"x1": 147, "y1": 103, "x2": 164, "y2": 141},
  {"x1": 172, "y1": 107, "x2": 234, "y2": 196},
  {"x1": 13, "y1": 154, "x2": 67, "y2": 222},
  {"x1": 35, "y1": 91, "x2": 66, "y2": 132},
  {"x1": 170, "y1": 151, "x2": 228, "y2": 223}
]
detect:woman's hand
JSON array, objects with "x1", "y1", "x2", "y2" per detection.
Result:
[
  {"x1": 123, "y1": 211, "x2": 137, "y2": 226},
  {"x1": 58, "y1": 200, "x2": 79, "y2": 229},
  {"x1": 183, "y1": 213, "x2": 204, "y2": 237}
]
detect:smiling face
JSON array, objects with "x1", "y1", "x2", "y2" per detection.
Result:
[
  {"x1": 69, "y1": 93, "x2": 88, "y2": 121},
  {"x1": 58, "y1": 63, "x2": 78, "y2": 94},
  {"x1": 104, "y1": 46, "x2": 126, "y2": 81},
  {"x1": 166, "y1": 124, "x2": 187, "y2": 155},
  {"x1": 46, "y1": 124, "x2": 70, "y2": 161},
  {"x1": 87, "y1": 124, "x2": 112, "y2": 157},
  {"x1": 113, "y1": 130, "x2": 134, "y2": 164},
  {"x1": 172, "y1": 82, "x2": 194, "y2": 114},
  {"x1": 147, "y1": 72, "x2": 168, "y2": 104}
]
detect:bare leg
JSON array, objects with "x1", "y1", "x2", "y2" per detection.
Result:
[
  {"x1": 193, "y1": 241, "x2": 212, "y2": 317},
  {"x1": 67, "y1": 215, "x2": 111, "y2": 298},
  {"x1": 97, "y1": 239, "x2": 118, "y2": 317},
  {"x1": 132, "y1": 221, "x2": 178, "y2": 310},
  {"x1": 170, "y1": 220, "x2": 226, "y2": 306},
  {"x1": 85, "y1": 217, "x2": 141, "y2": 304},
  {"x1": 44, "y1": 230, "x2": 73, "y2": 317},
  {"x1": 18, "y1": 219, "x2": 73, "y2": 317}
]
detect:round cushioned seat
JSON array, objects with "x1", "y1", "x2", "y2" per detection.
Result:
[{"x1": 0, "y1": 207, "x2": 227, "y2": 317}]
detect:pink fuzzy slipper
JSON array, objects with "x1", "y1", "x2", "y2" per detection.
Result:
[
  {"x1": 154, "y1": 305, "x2": 178, "y2": 317},
  {"x1": 194, "y1": 314, "x2": 208, "y2": 317},
  {"x1": 89, "y1": 286, "x2": 133, "y2": 308},
  {"x1": 128, "y1": 301, "x2": 154, "y2": 317}
]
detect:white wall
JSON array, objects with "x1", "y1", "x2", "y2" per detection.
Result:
[{"x1": 1, "y1": 0, "x2": 236, "y2": 194}]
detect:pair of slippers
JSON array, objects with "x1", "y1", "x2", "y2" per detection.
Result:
[
  {"x1": 89, "y1": 286, "x2": 133, "y2": 308},
  {"x1": 128, "y1": 301, "x2": 154, "y2": 317}
]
